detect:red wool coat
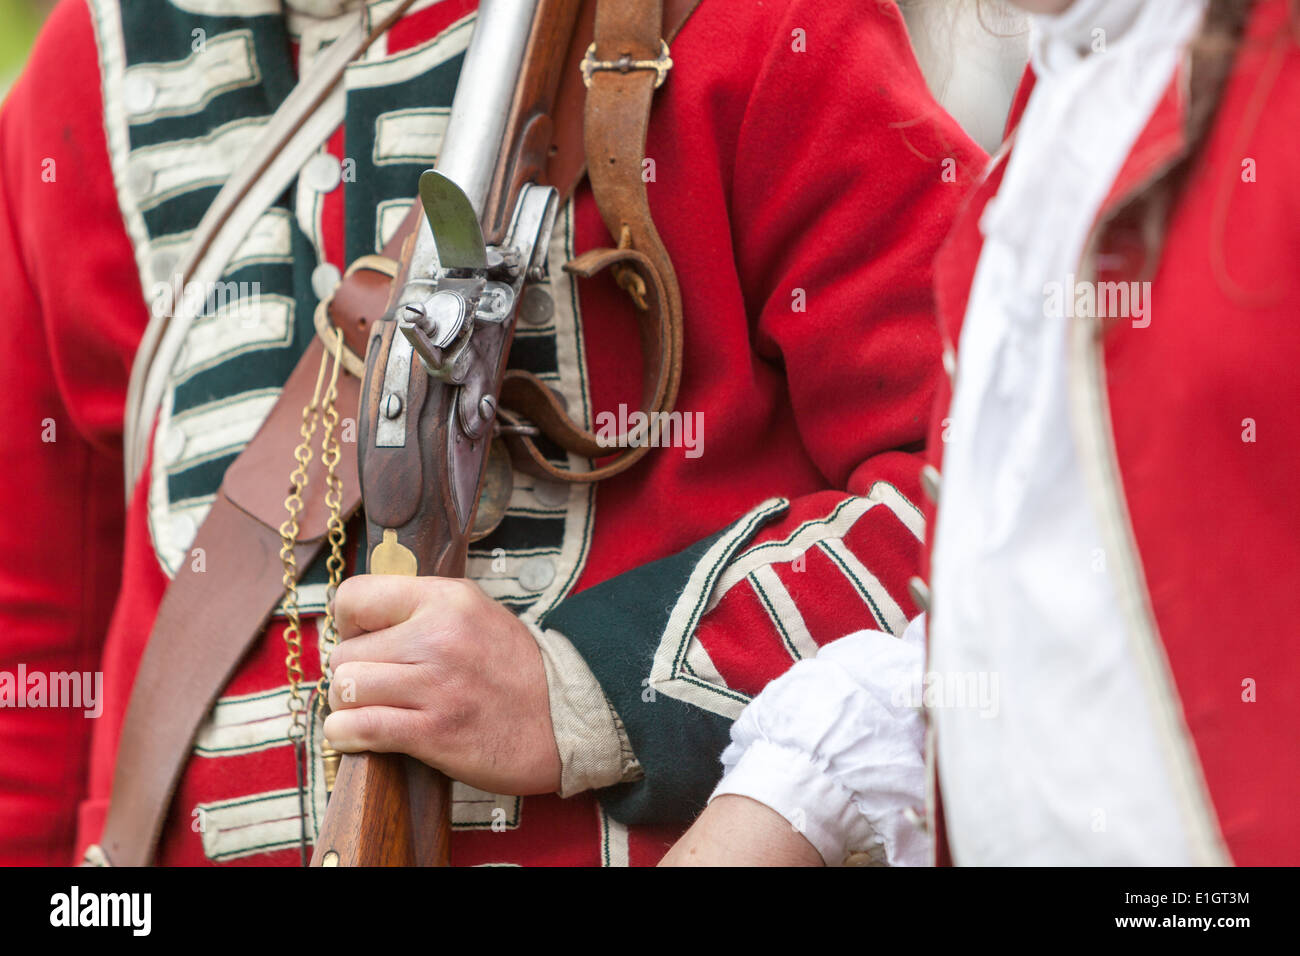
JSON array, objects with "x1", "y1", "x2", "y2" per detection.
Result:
[
  {"x1": 924, "y1": 0, "x2": 1300, "y2": 865},
  {"x1": 0, "y1": 0, "x2": 983, "y2": 865}
]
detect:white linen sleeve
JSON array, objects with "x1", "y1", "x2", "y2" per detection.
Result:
[{"x1": 709, "y1": 615, "x2": 930, "y2": 867}]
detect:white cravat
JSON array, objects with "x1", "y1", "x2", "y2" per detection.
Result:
[{"x1": 929, "y1": 0, "x2": 1209, "y2": 864}]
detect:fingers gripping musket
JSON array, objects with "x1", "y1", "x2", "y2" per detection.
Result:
[{"x1": 310, "y1": 0, "x2": 578, "y2": 867}]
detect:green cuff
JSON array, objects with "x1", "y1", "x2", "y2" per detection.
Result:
[{"x1": 539, "y1": 498, "x2": 788, "y2": 824}]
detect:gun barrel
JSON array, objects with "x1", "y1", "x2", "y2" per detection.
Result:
[{"x1": 438, "y1": 0, "x2": 540, "y2": 216}]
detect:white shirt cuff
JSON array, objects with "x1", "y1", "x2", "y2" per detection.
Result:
[
  {"x1": 711, "y1": 739, "x2": 884, "y2": 865},
  {"x1": 527, "y1": 621, "x2": 642, "y2": 797},
  {"x1": 708, "y1": 620, "x2": 932, "y2": 866}
]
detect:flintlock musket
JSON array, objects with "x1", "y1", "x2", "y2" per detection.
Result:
[{"x1": 311, "y1": 0, "x2": 582, "y2": 866}]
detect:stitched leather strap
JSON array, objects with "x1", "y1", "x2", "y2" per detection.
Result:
[{"x1": 501, "y1": 0, "x2": 691, "y2": 482}]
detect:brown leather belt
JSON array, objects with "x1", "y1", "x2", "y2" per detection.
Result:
[{"x1": 91, "y1": 0, "x2": 700, "y2": 866}]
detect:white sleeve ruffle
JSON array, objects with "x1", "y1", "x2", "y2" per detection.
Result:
[{"x1": 710, "y1": 616, "x2": 930, "y2": 866}]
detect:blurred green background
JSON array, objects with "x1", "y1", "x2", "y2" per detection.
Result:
[{"x1": 1, "y1": 0, "x2": 53, "y2": 101}]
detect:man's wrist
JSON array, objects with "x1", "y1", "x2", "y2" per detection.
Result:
[
  {"x1": 659, "y1": 794, "x2": 824, "y2": 866},
  {"x1": 712, "y1": 738, "x2": 881, "y2": 866}
]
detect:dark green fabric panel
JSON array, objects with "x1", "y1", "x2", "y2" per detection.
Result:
[
  {"x1": 341, "y1": 51, "x2": 464, "y2": 262},
  {"x1": 503, "y1": 334, "x2": 558, "y2": 376},
  {"x1": 141, "y1": 185, "x2": 222, "y2": 240},
  {"x1": 539, "y1": 507, "x2": 780, "y2": 824},
  {"x1": 471, "y1": 515, "x2": 567, "y2": 554},
  {"x1": 120, "y1": 3, "x2": 292, "y2": 151},
  {"x1": 166, "y1": 452, "x2": 238, "y2": 504},
  {"x1": 168, "y1": 225, "x2": 315, "y2": 419}
]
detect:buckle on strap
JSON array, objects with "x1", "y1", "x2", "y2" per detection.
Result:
[{"x1": 580, "y1": 39, "x2": 673, "y2": 89}]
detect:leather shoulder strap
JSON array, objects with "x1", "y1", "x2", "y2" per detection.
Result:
[{"x1": 501, "y1": 0, "x2": 700, "y2": 483}]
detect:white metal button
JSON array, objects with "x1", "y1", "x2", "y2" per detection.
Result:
[
  {"x1": 303, "y1": 153, "x2": 342, "y2": 193},
  {"x1": 169, "y1": 513, "x2": 197, "y2": 551},
  {"x1": 519, "y1": 286, "x2": 554, "y2": 326},
  {"x1": 151, "y1": 249, "x2": 179, "y2": 285},
  {"x1": 518, "y1": 557, "x2": 556, "y2": 592},
  {"x1": 532, "y1": 481, "x2": 569, "y2": 507},
  {"x1": 311, "y1": 262, "x2": 342, "y2": 301},
  {"x1": 162, "y1": 428, "x2": 186, "y2": 466},
  {"x1": 128, "y1": 163, "x2": 154, "y2": 200},
  {"x1": 122, "y1": 74, "x2": 157, "y2": 115}
]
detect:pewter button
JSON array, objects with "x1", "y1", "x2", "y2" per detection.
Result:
[
  {"x1": 128, "y1": 163, "x2": 154, "y2": 199},
  {"x1": 519, "y1": 286, "x2": 554, "y2": 326},
  {"x1": 162, "y1": 428, "x2": 186, "y2": 466},
  {"x1": 303, "y1": 152, "x2": 342, "y2": 193},
  {"x1": 169, "y1": 513, "x2": 196, "y2": 550},
  {"x1": 312, "y1": 262, "x2": 342, "y2": 301},
  {"x1": 151, "y1": 249, "x2": 179, "y2": 284},
  {"x1": 123, "y1": 74, "x2": 157, "y2": 115},
  {"x1": 518, "y1": 556, "x2": 555, "y2": 592},
  {"x1": 532, "y1": 480, "x2": 569, "y2": 507}
]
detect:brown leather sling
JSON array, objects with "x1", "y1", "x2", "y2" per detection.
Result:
[{"x1": 91, "y1": 0, "x2": 702, "y2": 866}]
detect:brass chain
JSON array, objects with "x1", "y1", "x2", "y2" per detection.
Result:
[
  {"x1": 314, "y1": 338, "x2": 348, "y2": 790},
  {"x1": 279, "y1": 330, "x2": 346, "y2": 747},
  {"x1": 316, "y1": 368, "x2": 347, "y2": 697}
]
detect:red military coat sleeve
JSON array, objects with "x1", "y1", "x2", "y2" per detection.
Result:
[{"x1": 542, "y1": 0, "x2": 984, "y2": 822}]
